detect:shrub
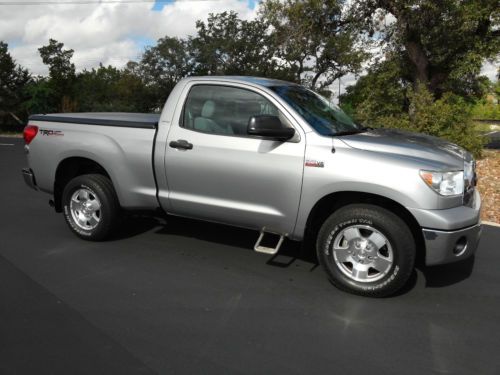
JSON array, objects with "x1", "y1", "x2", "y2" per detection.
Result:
[
  {"x1": 369, "y1": 83, "x2": 485, "y2": 158},
  {"x1": 471, "y1": 101, "x2": 500, "y2": 120}
]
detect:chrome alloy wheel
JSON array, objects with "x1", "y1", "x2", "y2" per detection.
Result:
[
  {"x1": 332, "y1": 225, "x2": 394, "y2": 283},
  {"x1": 70, "y1": 188, "x2": 102, "y2": 230}
]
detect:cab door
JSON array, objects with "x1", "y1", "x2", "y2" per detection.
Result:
[{"x1": 164, "y1": 82, "x2": 305, "y2": 235}]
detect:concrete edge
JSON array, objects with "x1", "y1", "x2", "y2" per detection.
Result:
[{"x1": 483, "y1": 221, "x2": 500, "y2": 228}]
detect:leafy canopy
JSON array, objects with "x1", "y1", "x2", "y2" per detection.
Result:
[
  {"x1": 260, "y1": 0, "x2": 368, "y2": 92},
  {"x1": 349, "y1": 0, "x2": 500, "y2": 97},
  {"x1": 37, "y1": 39, "x2": 77, "y2": 112}
]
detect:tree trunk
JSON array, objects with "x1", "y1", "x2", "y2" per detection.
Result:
[
  {"x1": 311, "y1": 71, "x2": 323, "y2": 90},
  {"x1": 296, "y1": 59, "x2": 304, "y2": 83},
  {"x1": 377, "y1": 1, "x2": 431, "y2": 90},
  {"x1": 405, "y1": 40, "x2": 429, "y2": 86}
]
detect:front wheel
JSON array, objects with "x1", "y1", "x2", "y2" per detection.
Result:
[
  {"x1": 316, "y1": 204, "x2": 415, "y2": 297},
  {"x1": 62, "y1": 174, "x2": 120, "y2": 241}
]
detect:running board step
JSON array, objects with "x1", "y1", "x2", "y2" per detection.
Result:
[{"x1": 254, "y1": 229, "x2": 285, "y2": 255}]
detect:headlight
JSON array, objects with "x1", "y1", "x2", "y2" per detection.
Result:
[{"x1": 419, "y1": 170, "x2": 464, "y2": 196}]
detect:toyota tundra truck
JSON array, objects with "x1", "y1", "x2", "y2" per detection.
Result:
[{"x1": 21, "y1": 76, "x2": 482, "y2": 297}]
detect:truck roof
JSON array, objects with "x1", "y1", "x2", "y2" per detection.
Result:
[{"x1": 182, "y1": 75, "x2": 299, "y2": 88}]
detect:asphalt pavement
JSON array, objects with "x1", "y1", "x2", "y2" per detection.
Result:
[
  {"x1": 485, "y1": 130, "x2": 500, "y2": 149},
  {"x1": 1, "y1": 137, "x2": 500, "y2": 375}
]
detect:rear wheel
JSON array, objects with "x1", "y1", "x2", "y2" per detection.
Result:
[
  {"x1": 316, "y1": 204, "x2": 415, "y2": 297},
  {"x1": 62, "y1": 174, "x2": 120, "y2": 241}
]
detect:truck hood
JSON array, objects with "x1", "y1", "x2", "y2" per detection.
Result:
[{"x1": 338, "y1": 128, "x2": 468, "y2": 168}]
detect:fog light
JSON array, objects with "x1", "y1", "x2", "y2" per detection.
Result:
[{"x1": 453, "y1": 236, "x2": 468, "y2": 256}]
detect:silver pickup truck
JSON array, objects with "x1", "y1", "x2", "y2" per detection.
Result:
[{"x1": 22, "y1": 76, "x2": 481, "y2": 297}]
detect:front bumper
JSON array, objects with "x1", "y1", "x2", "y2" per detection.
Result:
[
  {"x1": 423, "y1": 223, "x2": 482, "y2": 265},
  {"x1": 413, "y1": 189, "x2": 482, "y2": 266},
  {"x1": 22, "y1": 168, "x2": 38, "y2": 190}
]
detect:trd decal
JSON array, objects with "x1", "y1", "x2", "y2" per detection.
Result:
[
  {"x1": 305, "y1": 160, "x2": 324, "y2": 168},
  {"x1": 39, "y1": 129, "x2": 64, "y2": 136}
]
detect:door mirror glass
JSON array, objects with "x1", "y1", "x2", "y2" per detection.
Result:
[{"x1": 247, "y1": 115, "x2": 295, "y2": 141}]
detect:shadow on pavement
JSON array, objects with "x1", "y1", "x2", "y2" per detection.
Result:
[
  {"x1": 111, "y1": 214, "x2": 476, "y2": 292},
  {"x1": 419, "y1": 256, "x2": 475, "y2": 288},
  {"x1": 114, "y1": 213, "x2": 319, "y2": 265},
  {"x1": 155, "y1": 215, "x2": 315, "y2": 263},
  {"x1": 110, "y1": 214, "x2": 163, "y2": 240}
]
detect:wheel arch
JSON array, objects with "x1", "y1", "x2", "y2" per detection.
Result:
[
  {"x1": 303, "y1": 191, "x2": 425, "y2": 265},
  {"x1": 53, "y1": 157, "x2": 112, "y2": 212}
]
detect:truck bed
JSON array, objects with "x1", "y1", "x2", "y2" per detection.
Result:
[
  {"x1": 27, "y1": 112, "x2": 160, "y2": 210},
  {"x1": 29, "y1": 112, "x2": 159, "y2": 129}
]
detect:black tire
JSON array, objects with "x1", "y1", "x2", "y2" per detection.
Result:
[
  {"x1": 62, "y1": 174, "x2": 120, "y2": 241},
  {"x1": 316, "y1": 204, "x2": 415, "y2": 297}
]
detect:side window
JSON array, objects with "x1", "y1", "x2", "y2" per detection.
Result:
[{"x1": 182, "y1": 85, "x2": 291, "y2": 136}]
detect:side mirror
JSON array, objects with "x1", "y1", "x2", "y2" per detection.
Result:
[{"x1": 247, "y1": 115, "x2": 295, "y2": 141}]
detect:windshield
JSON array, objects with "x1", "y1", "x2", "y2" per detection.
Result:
[{"x1": 270, "y1": 85, "x2": 363, "y2": 136}]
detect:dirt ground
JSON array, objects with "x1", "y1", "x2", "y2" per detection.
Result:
[{"x1": 477, "y1": 150, "x2": 500, "y2": 224}]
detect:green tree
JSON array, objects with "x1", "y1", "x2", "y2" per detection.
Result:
[
  {"x1": 138, "y1": 36, "x2": 193, "y2": 109},
  {"x1": 0, "y1": 41, "x2": 31, "y2": 127},
  {"x1": 114, "y1": 69, "x2": 154, "y2": 112},
  {"x1": 23, "y1": 77, "x2": 54, "y2": 115},
  {"x1": 191, "y1": 11, "x2": 291, "y2": 79},
  {"x1": 76, "y1": 65, "x2": 122, "y2": 111},
  {"x1": 349, "y1": 0, "x2": 500, "y2": 98},
  {"x1": 75, "y1": 64, "x2": 153, "y2": 112},
  {"x1": 470, "y1": 78, "x2": 500, "y2": 120},
  {"x1": 260, "y1": 0, "x2": 368, "y2": 91},
  {"x1": 340, "y1": 55, "x2": 408, "y2": 123},
  {"x1": 38, "y1": 39, "x2": 76, "y2": 112},
  {"x1": 375, "y1": 84, "x2": 485, "y2": 157}
]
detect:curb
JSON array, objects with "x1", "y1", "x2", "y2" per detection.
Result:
[{"x1": 483, "y1": 221, "x2": 500, "y2": 228}]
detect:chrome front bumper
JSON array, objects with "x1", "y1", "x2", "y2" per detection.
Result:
[
  {"x1": 22, "y1": 168, "x2": 37, "y2": 190},
  {"x1": 423, "y1": 223, "x2": 482, "y2": 265}
]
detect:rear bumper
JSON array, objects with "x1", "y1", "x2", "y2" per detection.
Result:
[
  {"x1": 22, "y1": 168, "x2": 38, "y2": 190},
  {"x1": 423, "y1": 223, "x2": 482, "y2": 265}
]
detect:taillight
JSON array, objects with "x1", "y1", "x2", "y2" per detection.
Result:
[{"x1": 24, "y1": 125, "x2": 38, "y2": 145}]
